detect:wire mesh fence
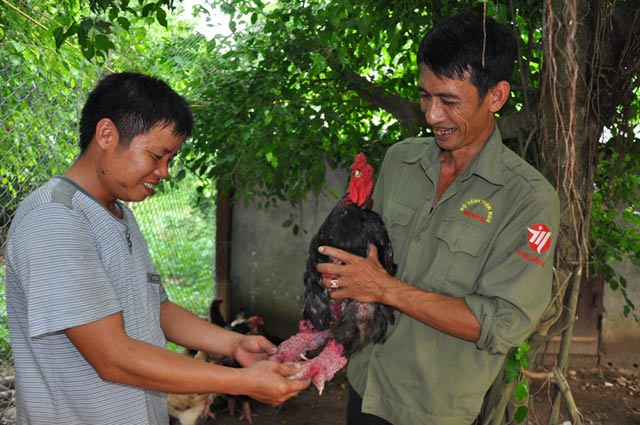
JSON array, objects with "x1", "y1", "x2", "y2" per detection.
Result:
[{"x1": 0, "y1": 2, "x2": 216, "y2": 393}]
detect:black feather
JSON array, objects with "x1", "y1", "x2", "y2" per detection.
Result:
[{"x1": 303, "y1": 201, "x2": 397, "y2": 356}]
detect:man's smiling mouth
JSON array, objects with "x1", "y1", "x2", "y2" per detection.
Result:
[{"x1": 434, "y1": 128, "x2": 457, "y2": 136}]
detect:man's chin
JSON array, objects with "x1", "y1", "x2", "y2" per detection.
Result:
[{"x1": 123, "y1": 193, "x2": 151, "y2": 203}]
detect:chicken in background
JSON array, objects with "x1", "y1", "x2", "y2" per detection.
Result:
[
  {"x1": 270, "y1": 153, "x2": 397, "y2": 395},
  {"x1": 167, "y1": 350, "x2": 219, "y2": 425},
  {"x1": 208, "y1": 298, "x2": 265, "y2": 424}
]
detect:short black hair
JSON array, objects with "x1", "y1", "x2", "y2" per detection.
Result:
[
  {"x1": 79, "y1": 72, "x2": 193, "y2": 153},
  {"x1": 417, "y1": 11, "x2": 517, "y2": 99}
]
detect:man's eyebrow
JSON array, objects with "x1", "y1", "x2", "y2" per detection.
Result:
[
  {"x1": 418, "y1": 86, "x2": 460, "y2": 100},
  {"x1": 161, "y1": 146, "x2": 181, "y2": 155}
]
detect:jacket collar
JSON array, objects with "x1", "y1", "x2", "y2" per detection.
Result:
[
  {"x1": 461, "y1": 125, "x2": 504, "y2": 185},
  {"x1": 404, "y1": 125, "x2": 505, "y2": 186}
]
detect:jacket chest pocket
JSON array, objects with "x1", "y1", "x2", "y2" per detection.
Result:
[
  {"x1": 429, "y1": 218, "x2": 491, "y2": 296},
  {"x1": 382, "y1": 198, "x2": 417, "y2": 257}
]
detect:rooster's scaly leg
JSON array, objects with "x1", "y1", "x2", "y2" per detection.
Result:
[
  {"x1": 269, "y1": 320, "x2": 330, "y2": 363},
  {"x1": 292, "y1": 340, "x2": 347, "y2": 395}
]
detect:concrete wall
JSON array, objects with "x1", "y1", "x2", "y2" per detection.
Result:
[
  {"x1": 229, "y1": 166, "x2": 349, "y2": 339},
  {"x1": 600, "y1": 257, "x2": 640, "y2": 372}
]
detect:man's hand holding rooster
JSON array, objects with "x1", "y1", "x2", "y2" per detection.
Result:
[
  {"x1": 232, "y1": 333, "x2": 279, "y2": 367},
  {"x1": 317, "y1": 244, "x2": 398, "y2": 304}
]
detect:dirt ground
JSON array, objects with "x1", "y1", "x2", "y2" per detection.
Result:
[
  {"x1": 2, "y1": 366, "x2": 639, "y2": 424},
  {"x1": 205, "y1": 367, "x2": 640, "y2": 425}
]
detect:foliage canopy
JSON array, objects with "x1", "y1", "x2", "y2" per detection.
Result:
[{"x1": 3, "y1": 0, "x2": 640, "y2": 312}]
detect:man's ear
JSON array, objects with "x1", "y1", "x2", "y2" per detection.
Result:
[
  {"x1": 94, "y1": 118, "x2": 118, "y2": 151},
  {"x1": 488, "y1": 81, "x2": 511, "y2": 113}
]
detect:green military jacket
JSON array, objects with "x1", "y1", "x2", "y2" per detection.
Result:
[{"x1": 347, "y1": 127, "x2": 560, "y2": 425}]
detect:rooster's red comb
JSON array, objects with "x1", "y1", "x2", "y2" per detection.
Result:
[
  {"x1": 351, "y1": 153, "x2": 368, "y2": 170},
  {"x1": 345, "y1": 152, "x2": 374, "y2": 207}
]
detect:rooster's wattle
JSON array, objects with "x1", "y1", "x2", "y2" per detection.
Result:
[{"x1": 270, "y1": 153, "x2": 397, "y2": 394}]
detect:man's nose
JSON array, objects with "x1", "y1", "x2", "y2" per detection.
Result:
[
  {"x1": 424, "y1": 99, "x2": 444, "y2": 124},
  {"x1": 155, "y1": 161, "x2": 170, "y2": 179}
]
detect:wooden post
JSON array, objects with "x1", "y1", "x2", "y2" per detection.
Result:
[{"x1": 215, "y1": 187, "x2": 233, "y2": 323}]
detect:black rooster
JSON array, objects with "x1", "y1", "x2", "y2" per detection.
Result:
[{"x1": 270, "y1": 153, "x2": 397, "y2": 394}]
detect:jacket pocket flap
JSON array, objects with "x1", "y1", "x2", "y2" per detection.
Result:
[{"x1": 436, "y1": 218, "x2": 490, "y2": 257}]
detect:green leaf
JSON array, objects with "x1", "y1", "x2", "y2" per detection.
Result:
[
  {"x1": 52, "y1": 26, "x2": 65, "y2": 49},
  {"x1": 142, "y1": 3, "x2": 156, "y2": 17},
  {"x1": 79, "y1": 17, "x2": 94, "y2": 32},
  {"x1": 620, "y1": 276, "x2": 628, "y2": 288},
  {"x1": 93, "y1": 34, "x2": 111, "y2": 53},
  {"x1": 81, "y1": 43, "x2": 95, "y2": 60},
  {"x1": 265, "y1": 152, "x2": 278, "y2": 168},
  {"x1": 117, "y1": 17, "x2": 131, "y2": 31},
  {"x1": 516, "y1": 341, "x2": 530, "y2": 360},
  {"x1": 514, "y1": 380, "x2": 529, "y2": 403},
  {"x1": 174, "y1": 169, "x2": 186, "y2": 181},
  {"x1": 514, "y1": 405, "x2": 529, "y2": 423},
  {"x1": 505, "y1": 355, "x2": 520, "y2": 383},
  {"x1": 156, "y1": 8, "x2": 168, "y2": 27},
  {"x1": 109, "y1": 7, "x2": 119, "y2": 21}
]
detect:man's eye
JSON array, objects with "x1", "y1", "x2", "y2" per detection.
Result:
[
  {"x1": 152, "y1": 153, "x2": 162, "y2": 160},
  {"x1": 442, "y1": 100, "x2": 456, "y2": 106}
]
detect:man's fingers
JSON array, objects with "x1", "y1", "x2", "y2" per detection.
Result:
[
  {"x1": 318, "y1": 245, "x2": 352, "y2": 262},
  {"x1": 290, "y1": 377, "x2": 311, "y2": 392},
  {"x1": 257, "y1": 336, "x2": 278, "y2": 354},
  {"x1": 278, "y1": 361, "x2": 302, "y2": 377},
  {"x1": 367, "y1": 243, "x2": 378, "y2": 259}
]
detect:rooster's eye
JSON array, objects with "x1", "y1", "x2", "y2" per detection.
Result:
[{"x1": 354, "y1": 170, "x2": 362, "y2": 177}]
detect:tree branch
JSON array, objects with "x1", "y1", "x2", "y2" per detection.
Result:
[{"x1": 339, "y1": 67, "x2": 425, "y2": 128}]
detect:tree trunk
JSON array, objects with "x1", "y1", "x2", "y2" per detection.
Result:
[
  {"x1": 536, "y1": 0, "x2": 600, "y2": 423},
  {"x1": 480, "y1": 0, "x2": 605, "y2": 422}
]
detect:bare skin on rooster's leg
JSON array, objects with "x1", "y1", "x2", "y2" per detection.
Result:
[
  {"x1": 202, "y1": 401, "x2": 216, "y2": 424},
  {"x1": 227, "y1": 396, "x2": 256, "y2": 424},
  {"x1": 269, "y1": 320, "x2": 330, "y2": 363},
  {"x1": 240, "y1": 399, "x2": 255, "y2": 424},
  {"x1": 227, "y1": 396, "x2": 237, "y2": 419},
  {"x1": 291, "y1": 340, "x2": 348, "y2": 395},
  {"x1": 270, "y1": 321, "x2": 347, "y2": 395}
]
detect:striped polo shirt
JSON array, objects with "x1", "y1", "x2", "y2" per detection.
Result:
[{"x1": 6, "y1": 176, "x2": 170, "y2": 424}]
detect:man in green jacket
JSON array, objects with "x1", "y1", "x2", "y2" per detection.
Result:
[{"x1": 317, "y1": 11, "x2": 560, "y2": 425}]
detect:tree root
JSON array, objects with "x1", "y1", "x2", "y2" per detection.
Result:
[{"x1": 524, "y1": 368, "x2": 583, "y2": 425}]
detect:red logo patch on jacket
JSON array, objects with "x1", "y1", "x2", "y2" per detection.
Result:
[{"x1": 527, "y1": 224, "x2": 552, "y2": 254}]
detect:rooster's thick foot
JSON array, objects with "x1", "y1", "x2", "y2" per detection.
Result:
[
  {"x1": 269, "y1": 320, "x2": 330, "y2": 363},
  {"x1": 239, "y1": 400, "x2": 256, "y2": 424},
  {"x1": 292, "y1": 340, "x2": 347, "y2": 395}
]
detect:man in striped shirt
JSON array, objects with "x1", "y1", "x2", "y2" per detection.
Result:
[{"x1": 6, "y1": 72, "x2": 310, "y2": 425}]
